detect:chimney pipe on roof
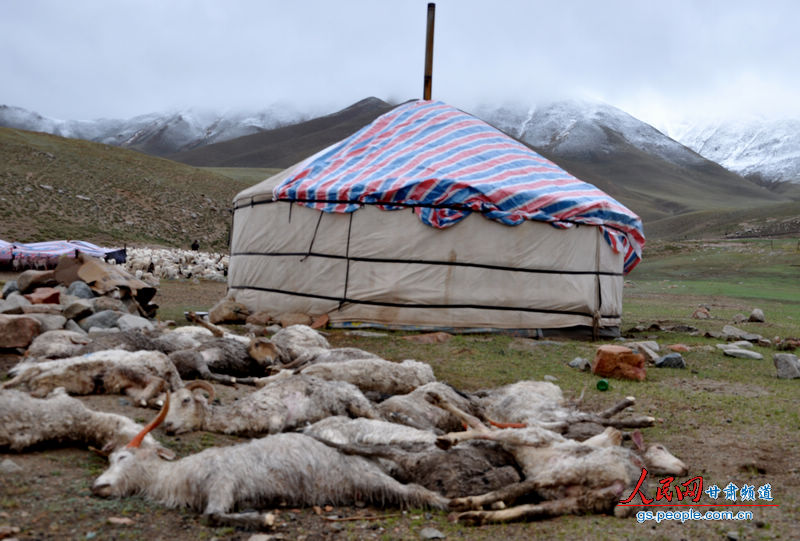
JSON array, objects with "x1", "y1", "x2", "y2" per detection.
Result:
[{"x1": 423, "y1": 3, "x2": 435, "y2": 100}]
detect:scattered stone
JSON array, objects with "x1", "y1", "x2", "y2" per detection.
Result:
[
  {"x1": 731, "y1": 314, "x2": 747, "y2": 324},
  {"x1": 63, "y1": 299, "x2": 94, "y2": 320},
  {"x1": 65, "y1": 318, "x2": 87, "y2": 334},
  {"x1": 0, "y1": 314, "x2": 42, "y2": 348},
  {"x1": 245, "y1": 311, "x2": 274, "y2": 327},
  {"x1": 1, "y1": 280, "x2": 18, "y2": 299},
  {"x1": 721, "y1": 325, "x2": 763, "y2": 343},
  {"x1": 0, "y1": 458, "x2": 23, "y2": 474},
  {"x1": 92, "y1": 296, "x2": 127, "y2": 313},
  {"x1": 78, "y1": 309, "x2": 123, "y2": 332},
  {"x1": 311, "y1": 313, "x2": 330, "y2": 329},
  {"x1": 420, "y1": 527, "x2": 446, "y2": 540},
  {"x1": 344, "y1": 330, "x2": 389, "y2": 338},
  {"x1": 403, "y1": 332, "x2": 453, "y2": 344},
  {"x1": 107, "y1": 517, "x2": 135, "y2": 526},
  {"x1": 667, "y1": 343, "x2": 689, "y2": 352},
  {"x1": 692, "y1": 307, "x2": 710, "y2": 319},
  {"x1": 722, "y1": 348, "x2": 763, "y2": 360},
  {"x1": 655, "y1": 353, "x2": 686, "y2": 369},
  {"x1": 592, "y1": 344, "x2": 646, "y2": 381},
  {"x1": 568, "y1": 357, "x2": 591, "y2": 371},
  {"x1": 67, "y1": 280, "x2": 95, "y2": 299},
  {"x1": 0, "y1": 292, "x2": 32, "y2": 314},
  {"x1": 26, "y1": 313, "x2": 67, "y2": 332},
  {"x1": 23, "y1": 287, "x2": 60, "y2": 305},
  {"x1": 16, "y1": 269, "x2": 57, "y2": 293},
  {"x1": 773, "y1": 353, "x2": 800, "y2": 379},
  {"x1": 748, "y1": 308, "x2": 765, "y2": 323},
  {"x1": 117, "y1": 314, "x2": 155, "y2": 332},
  {"x1": 543, "y1": 375, "x2": 558, "y2": 382},
  {"x1": 275, "y1": 311, "x2": 311, "y2": 328}
]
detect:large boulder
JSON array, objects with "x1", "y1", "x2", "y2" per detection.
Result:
[
  {"x1": 773, "y1": 354, "x2": 800, "y2": 379},
  {"x1": 0, "y1": 314, "x2": 42, "y2": 348}
]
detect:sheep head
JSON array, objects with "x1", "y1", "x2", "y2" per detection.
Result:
[
  {"x1": 163, "y1": 381, "x2": 214, "y2": 435},
  {"x1": 92, "y1": 392, "x2": 173, "y2": 498}
]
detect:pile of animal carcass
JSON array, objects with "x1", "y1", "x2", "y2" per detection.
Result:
[{"x1": 0, "y1": 316, "x2": 688, "y2": 530}]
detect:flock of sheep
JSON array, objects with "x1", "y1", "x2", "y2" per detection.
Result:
[
  {"x1": 0, "y1": 321, "x2": 687, "y2": 530},
  {"x1": 121, "y1": 247, "x2": 229, "y2": 283}
]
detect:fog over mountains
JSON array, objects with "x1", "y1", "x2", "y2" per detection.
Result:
[{"x1": 1, "y1": 98, "x2": 798, "y2": 187}]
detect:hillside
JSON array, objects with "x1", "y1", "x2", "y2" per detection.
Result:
[
  {"x1": 0, "y1": 127, "x2": 251, "y2": 250},
  {"x1": 168, "y1": 97, "x2": 396, "y2": 168}
]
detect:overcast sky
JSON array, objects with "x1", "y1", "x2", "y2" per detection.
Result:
[{"x1": 2, "y1": 0, "x2": 799, "y2": 130}]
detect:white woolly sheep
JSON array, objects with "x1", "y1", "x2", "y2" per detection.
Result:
[
  {"x1": 2, "y1": 350, "x2": 183, "y2": 407},
  {"x1": 162, "y1": 375, "x2": 382, "y2": 437},
  {"x1": 92, "y1": 396, "x2": 448, "y2": 529},
  {"x1": 299, "y1": 358, "x2": 436, "y2": 396},
  {"x1": 0, "y1": 387, "x2": 174, "y2": 457}
]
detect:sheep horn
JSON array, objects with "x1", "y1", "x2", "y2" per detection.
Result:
[
  {"x1": 185, "y1": 380, "x2": 215, "y2": 402},
  {"x1": 127, "y1": 391, "x2": 170, "y2": 449}
]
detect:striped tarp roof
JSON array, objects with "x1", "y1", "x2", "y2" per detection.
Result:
[{"x1": 274, "y1": 100, "x2": 645, "y2": 273}]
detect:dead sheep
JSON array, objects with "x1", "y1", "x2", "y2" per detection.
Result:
[
  {"x1": 167, "y1": 336, "x2": 273, "y2": 385},
  {"x1": 377, "y1": 381, "x2": 480, "y2": 433},
  {"x1": 162, "y1": 375, "x2": 382, "y2": 437},
  {"x1": 2, "y1": 350, "x2": 183, "y2": 407},
  {"x1": 303, "y1": 416, "x2": 521, "y2": 498},
  {"x1": 299, "y1": 358, "x2": 436, "y2": 396},
  {"x1": 0, "y1": 387, "x2": 174, "y2": 457},
  {"x1": 92, "y1": 396, "x2": 448, "y2": 530}
]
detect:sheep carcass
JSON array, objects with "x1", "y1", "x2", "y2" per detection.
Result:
[
  {"x1": 92, "y1": 395, "x2": 448, "y2": 530},
  {"x1": 299, "y1": 357, "x2": 435, "y2": 396},
  {"x1": 304, "y1": 416, "x2": 521, "y2": 499},
  {"x1": 377, "y1": 381, "x2": 481, "y2": 433},
  {"x1": 0, "y1": 387, "x2": 174, "y2": 457},
  {"x1": 2, "y1": 350, "x2": 183, "y2": 407},
  {"x1": 432, "y1": 390, "x2": 687, "y2": 523},
  {"x1": 162, "y1": 375, "x2": 382, "y2": 437}
]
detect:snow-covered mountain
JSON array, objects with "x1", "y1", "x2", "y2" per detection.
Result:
[
  {"x1": 474, "y1": 99, "x2": 707, "y2": 169},
  {"x1": 667, "y1": 117, "x2": 800, "y2": 184},
  {"x1": 0, "y1": 104, "x2": 307, "y2": 156}
]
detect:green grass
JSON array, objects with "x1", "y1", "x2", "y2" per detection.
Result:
[{"x1": 200, "y1": 166, "x2": 282, "y2": 185}]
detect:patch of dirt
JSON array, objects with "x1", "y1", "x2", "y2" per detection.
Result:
[{"x1": 665, "y1": 377, "x2": 769, "y2": 398}]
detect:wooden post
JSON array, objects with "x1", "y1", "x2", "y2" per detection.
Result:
[{"x1": 423, "y1": 3, "x2": 435, "y2": 100}]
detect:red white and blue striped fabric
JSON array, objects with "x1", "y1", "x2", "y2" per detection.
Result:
[{"x1": 274, "y1": 100, "x2": 644, "y2": 273}]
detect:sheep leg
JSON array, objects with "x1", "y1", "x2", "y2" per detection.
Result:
[
  {"x1": 451, "y1": 481, "x2": 624, "y2": 524},
  {"x1": 205, "y1": 511, "x2": 275, "y2": 531},
  {"x1": 449, "y1": 478, "x2": 544, "y2": 510},
  {"x1": 425, "y1": 391, "x2": 487, "y2": 431}
]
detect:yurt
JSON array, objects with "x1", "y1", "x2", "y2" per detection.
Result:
[{"x1": 228, "y1": 100, "x2": 644, "y2": 336}]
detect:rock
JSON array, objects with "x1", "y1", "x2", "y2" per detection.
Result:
[
  {"x1": 721, "y1": 325, "x2": 763, "y2": 342},
  {"x1": 692, "y1": 307, "x2": 710, "y2": 319},
  {"x1": 276, "y1": 312, "x2": 312, "y2": 327},
  {"x1": 24, "y1": 286, "x2": 61, "y2": 305},
  {"x1": 748, "y1": 308, "x2": 765, "y2": 322},
  {"x1": 209, "y1": 298, "x2": 250, "y2": 324},
  {"x1": 667, "y1": 343, "x2": 690, "y2": 352},
  {"x1": 732, "y1": 314, "x2": 748, "y2": 324},
  {"x1": 543, "y1": 374, "x2": 558, "y2": 382},
  {"x1": 92, "y1": 296, "x2": 128, "y2": 313},
  {"x1": 25, "y1": 313, "x2": 67, "y2": 332},
  {"x1": 568, "y1": 356, "x2": 591, "y2": 371},
  {"x1": 0, "y1": 292, "x2": 32, "y2": 314},
  {"x1": 78, "y1": 309, "x2": 123, "y2": 331},
  {"x1": 245, "y1": 310, "x2": 274, "y2": 327},
  {"x1": 592, "y1": 345, "x2": 646, "y2": 381},
  {"x1": 629, "y1": 343, "x2": 659, "y2": 363},
  {"x1": 402, "y1": 332, "x2": 453, "y2": 344},
  {"x1": 64, "y1": 318, "x2": 87, "y2": 334},
  {"x1": 0, "y1": 314, "x2": 42, "y2": 348},
  {"x1": 655, "y1": 353, "x2": 686, "y2": 369},
  {"x1": 16, "y1": 269, "x2": 57, "y2": 293},
  {"x1": 63, "y1": 299, "x2": 94, "y2": 320},
  {"x1": 773, "y1": 353, "x2": 800, "y2": 379},
  {"x1": 1, "y1": 280, "x2": 18, "y2": 299},
  {"x1": 420, "y1": 527, "x2": 446, "y2": 540},
  {"x1": 21, "y1": 304, "x2": 64, "y2": 315},
  {"x1": 722, "y1": 348, "x2": 763, "y2": 360},
  {"x1": 117, "y1": 314, "x2": 155, "y2": 332},
  {"x1": 0, "y1": 458, "x2": 23, "y2": 474},
  {"x1": 66, "y1": 280, "x2": 95, "y2": 299}
]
